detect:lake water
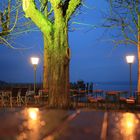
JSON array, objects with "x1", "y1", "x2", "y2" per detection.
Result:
[
  {"x1": 91, "y1": 82, "x2": 138, "y2": 98},
  {"x1": 93, "y1": 82, "x2": 137, "y2": 92}
]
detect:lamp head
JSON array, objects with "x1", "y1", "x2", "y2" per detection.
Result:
[
  {"x1": 31, "y1": 57, "x2": 39, "y2": 65},
  {"x1": 126, "y1": 55, "x2": 135, "y2": 64}
]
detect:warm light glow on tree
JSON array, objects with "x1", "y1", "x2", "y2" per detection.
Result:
[
  {"x1": 22, "y1": 0, "x2": 30, "y2": 11},
  {"x1": 22, "y1": 0, "x2": 81, "y2": 108}
]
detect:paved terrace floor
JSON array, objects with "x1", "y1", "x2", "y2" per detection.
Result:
[{"x1": 0, "y1": 107, "x2": 140, "y2": 140}]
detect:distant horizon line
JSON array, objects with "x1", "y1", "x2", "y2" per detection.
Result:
[{"x1": 0, "y1": 80, "x2": 137, "y2": 84}]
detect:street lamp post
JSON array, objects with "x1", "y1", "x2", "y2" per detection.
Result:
[
  {"x1": 31, "y1": 57, "x2": 39, "y2": 94},
  {"x1": 126, "y1": 55, "x2": 135, "y2": 96}
]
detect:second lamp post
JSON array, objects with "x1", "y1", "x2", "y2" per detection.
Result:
[
  {"x1": 31, "y1": 57, "x2": 39, "y2": 94},
  {"x1": 126, "y1": 55, "x2": 135, "y2": 96}
]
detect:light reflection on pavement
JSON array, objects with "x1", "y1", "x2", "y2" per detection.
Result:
[
  {"x1": 17, "y1": 108, "x2": 41, "y2": 140},
  {"x1": 0, "y1": 108, "x2": 140, "y2": 140},
  {"x1": 55, "y1": 110, "x2": 140, "y2": 140},
  {"x1": 108, "y1": 112, "x2": 140, "y2": 140},
  {"x1": 0, "y1": 108, "x2": 69, "y2": 140}
]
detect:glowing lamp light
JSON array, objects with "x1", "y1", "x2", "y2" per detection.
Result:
[
  {"x1": 126, "y1": 55, "x2": 135, "y2": 64},
  {"x1": 31, "y1": 57, "x2": 39, "y2": 65}
]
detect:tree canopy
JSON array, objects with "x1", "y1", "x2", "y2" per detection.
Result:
[
  {"x1": 104, "y1": 0, "x2": 139, "y2": 47},
  {"x1": 0, "y1": 0, "x2": 37, "y2": 49}
]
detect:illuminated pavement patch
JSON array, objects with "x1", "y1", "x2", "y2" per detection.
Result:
[
  {"x1": 0, "y1": 108, "x2": 70, "y2": 140},
  {"x1": 55, "y1": 110, "x2": 140, "y2": 140},
  {"x1": 0, "y1": 108, "x2": 140, "y2": 140}
]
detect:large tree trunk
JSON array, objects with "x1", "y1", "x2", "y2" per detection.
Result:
[
  {"x1": 21, "y1": 0, "x2": 81, "y2": 108},
  {"x1": 43, "y1": 23, "x2": 71, "y2": 108},
  {"x1": 48, "y1": 51, "x2": 70, "y2": 108}
]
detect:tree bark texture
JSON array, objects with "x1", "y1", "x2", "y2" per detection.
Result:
[
  {"x1": 22, "y1": 0, "x2": 81, "y2": 108},
  {"x1": 43, "y1": 23, "x2": 70, "y2": 108}
]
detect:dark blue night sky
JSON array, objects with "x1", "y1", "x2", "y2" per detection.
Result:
[{"x1": 0, "y1": 0, "x2": 138, "y2": 84}]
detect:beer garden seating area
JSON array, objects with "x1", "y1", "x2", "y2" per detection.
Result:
[
  {"x1": 0, "y1": 81, "x2": 139, "y2": 110},
  {"x1": 0, "y1": 86, "x2": 49, "y2": 107},
  {"x1": 70, "y1": 81, "x2": 140, "y2": 110}
]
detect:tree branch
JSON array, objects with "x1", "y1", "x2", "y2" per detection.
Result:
[
  {"x1": 22, "y1": 0, "x2": 53, "y2": 35},
  {"x1": 0, "y1": 0, "x2": 11, "y2": 36},
  {"x1": 0, "y1": 36, "x2": 29, "y2": 49},
  {"x1": 49, "y1": 0, "x2": 63, "y2": 23},
  {"x1": 66, "y1": 0, "x2": 81, "y2": 22},
  {"x1": 62, "y1": 0, "x2": 70, "y2": 16},
  {"x1": 113, "y1": 39, "x2": 137, "y2": 46}
]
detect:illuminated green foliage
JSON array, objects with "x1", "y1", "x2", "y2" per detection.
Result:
[{"x1": 22, "y1": 0, "x2": 81, "y2": 108}]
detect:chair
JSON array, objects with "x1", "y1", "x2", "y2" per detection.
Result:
[
  {"x1": 93, "y1": 90, "x2": 105, "y2": 108},
  {"x1": 105, "y1": 91, "x2": 120, "y2": 110},
  {"x1": 26, "y1": 89, "x2": 35, "y2": 105},
  {"x1": 126, "y1": 96, "x2": 136, "y2": 110},
  {"x1": 87, "y1": 95, "x2": 98, "y2": 108},
  {"x1": 70, "y1": 89, "x2": 79, "y2": 108},
  {"x1": 119, "y1": 91, "x2": 128, "y2": 109},
  {"x1": 38, "y1": 89, "x2": 48, "y2": 103},
  {"x1": 134, "y1": 92, "x2": 140, "y2": 110},
  {"x1": 97, "y1": 96, "x2": 105, "y2": 109},
  {"x1": 34, "y1": 88, "x2": 41, "y2": 104},
  {"x1": 10, "y1": 88, "x2": 20, "y2": 107},
  {"x1": 135, "y1": 91, "x2": 140, "y2": 105},
  {"x1": 93, "y1": 90, "x2": 104, "y2": 97},
  {"x1": 78, "y1": 90, "x2": 86, "y2": 103},
  {"x1": 0, "y1": 90, "x2": 4, "y2": 106},
  {"x1": 19, "y1": 88, "x2": 28, "y2": 106},
  {"x1": 2, "y1": 90, "x2": 12, "y2": 107}
]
